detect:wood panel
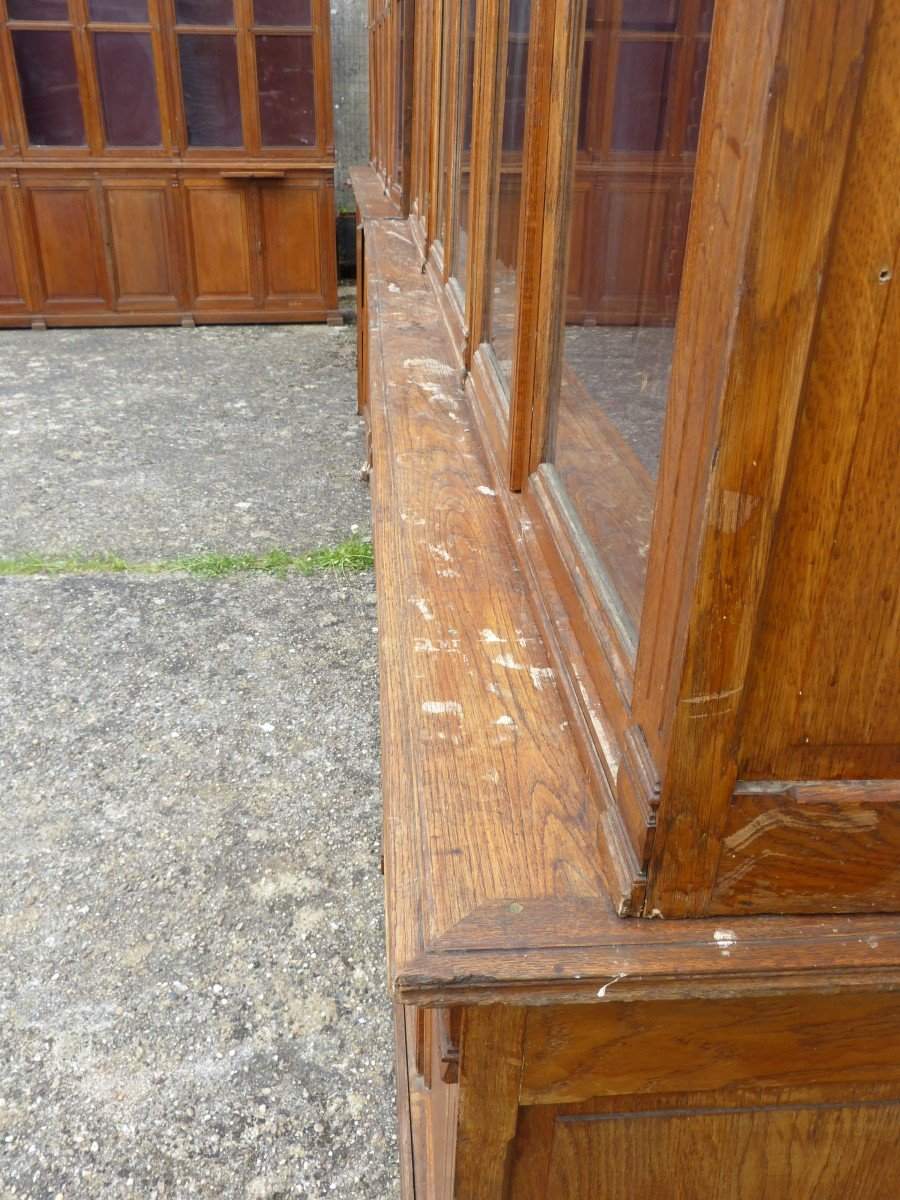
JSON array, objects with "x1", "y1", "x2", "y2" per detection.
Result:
[
  {"x1": 521, "y1": 992, "x2": 900, "y2": 1105},
  {"x1": 22, "y1": 179, "x2": 109, "y2": 311},
  {"x1": 182, "y1": 178, "x2": 257, "y2": 309},
  {"x1": 543, "y1": 1100, "x2": 900, "y2": 1200},
  {"x1": 258, "y1": 178, "x2": 323, "y2": 305},
  {"x1": 103, "y1": 178, "x2": 180, "y2": 310},
  {"x1": 737, "y1": 0, "x2": 900, "y2": 783},
  {"x1": 0, "y1": 179, "x2": 29, "y2": 313},
  {"x1": 710, "y1": 782, "x2": 900, "y2": 914}
]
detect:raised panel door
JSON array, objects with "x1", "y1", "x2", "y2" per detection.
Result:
[
  {"x1": 257, "y1": 177, "x2": 323, "y2": 305},
  {"x1": 22, "y1": 179, "x2": 110, "y2": 311},
  {"x1": 181, "y1": 178, "x2": 257, "y2": 310},
  {"x1": 103, "y1": 179, "x2": 181, "y2": 310}
]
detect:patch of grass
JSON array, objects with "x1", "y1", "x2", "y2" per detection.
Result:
[{"x1": 0, "y1": 536, "x2": 374, "y2": 580}]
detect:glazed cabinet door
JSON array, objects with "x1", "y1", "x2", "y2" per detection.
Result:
[
  {"x1": 19, "y1": 177, "x2": 111, "y2": 314},
  {"x1": 102, "y1": 177, "x2": 183, "y2": 314},
  {"x1": 180, "y1": 176, "x2": 258, "y2": 313},
  {"x1": 0, "y1": 177, "x2": 31, "y2": 318},
  {"x1": 256, "y1": 175, "x2": 334, "y2": 310}
]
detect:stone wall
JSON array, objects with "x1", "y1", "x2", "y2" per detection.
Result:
[{"x1": 330, "y1": 0, "x2": 370, "y2": 213}]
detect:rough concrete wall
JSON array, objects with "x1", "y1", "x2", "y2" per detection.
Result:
[{"x1": 330, "y1": 1, "x2": 370, "y2": 213}]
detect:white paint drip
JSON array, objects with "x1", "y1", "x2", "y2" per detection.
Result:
[{"x1": 597, "y1": 973, "x2": 628, "y2": 998}]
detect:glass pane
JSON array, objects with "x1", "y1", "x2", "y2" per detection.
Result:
[
  {"x1": 89, "y1": 0, "x2": 149, "y2": 19},
  {"x1": 256, "y1": 34, "x2": 316, "y2": 147},
  {"x1": 450, "y1": 0, "x2": 476, "y2": 293},
  {"x1": 698, "y1": 0, "x2": 714, "y2": 35},
  {"x1": 94, "y1": 32, "x2": 161, "y2": 146},
  {"x1": 489, "y1": 0, "x2": 531, "y2": 383},
  {"x1": 577, "y1": 39, "x2": 592, "y2": 153},
  {"x1": 174, "y1": 0, "x2": 234, "y2": 24},
  {"x1": 544, "y1": 4, "x2": 714, "y2": 627},
  {"x1": 254, "y1": 0, "x2": 312, "y2": 24},
  {"x1": 611, "y1": 40, "x2": 673, "y2": 153},
  {"x1": 621, "y1": 0, "x2": 680, "y2": 32},
  {"x1": 178, "y1": 34, "x2": 242, "y2": 147},
  {"x1": 7, "y1": 1, "x2": 69, "y2": 17},
  {"x1": 12, "y1": 30, "x2": 86, "y2": 148}
]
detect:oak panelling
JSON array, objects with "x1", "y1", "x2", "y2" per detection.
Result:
[
  {"x1": 257, "y1": 178, "x2": 323, "y2": 304},
  {"x1": 0, "y1": 177, "x2": 29, "y2": 312},
  {"x1": 544, "y1": 1100, "x2": 900, "y2": 1200},
  {"x1": 181, "y1": 176, "x2": 257, "y2": 307},
  {"x1": 640, "y1": 0, "x2": 877, "y2": 915},
  {"x1": 737, "y1": 0, "x2": 900, "y2": 784},
  {"x1": 22, "y1": 177, "x2": 110, "y2": 310},
  {"x1": 710, "y1": 782, "x2": 900, "y2": 914},
  {"x1": 358, "y1": 194, "x2": 900, "y2": 1007},
  {"x1": 103, "y1": 177, "x2": 180, "y2": 309},
  {"x1": 520, "y1": 992, "x2": 900, "y2": 1105},
  {"x1": 454, "y1": 1006, "x2": 526, "y2": 1200}
]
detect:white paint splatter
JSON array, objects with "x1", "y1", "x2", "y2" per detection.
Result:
[
  {"x1": 387, "y1": 283, "x2": 400, "y2": 294},
  {"x1": 429, "y1": 544, "x2": 452, "y2": 562},
  {"x1": 529, "y1": 666, "x2": 554, "y2": 691},
  {"x1": 495, "y1": 715, "x2": 516, "y2": 728},
  {"x1": 481, "y1": 629, "x2": 504, "y2": 644},
  {"x1": 477, "y1": 485, "x2": 497, "y2": 496},
  {"x1": 493, "y1": 654, "x2": 523, "y2": 671},
  {"x1": 713, "y1": 929, "x2": 737, "y2": 957},
  {"x1": 403, "y1": 357, "x2": 456, "y2": 376},
  {"x1": 410, "y1": 597, "x2": 435, "y2": 622},
  {"x1": 422, "y1": 701, "x2": 463, "y2": 717}
]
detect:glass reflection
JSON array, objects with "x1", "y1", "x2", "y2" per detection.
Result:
[
  {"x1": 489, "y1": 0, "x2": 531, "y2": 383},
  {"x1": 546, "y1": 0, "x2": 714, "y2": 627}
]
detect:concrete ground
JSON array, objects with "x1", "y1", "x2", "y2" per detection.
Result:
[{"x1": 0, "y1": 322, "x2": 398, "y2": 1199}]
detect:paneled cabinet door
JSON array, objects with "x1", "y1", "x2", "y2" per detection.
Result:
[
  {"x1": 102, "y1": 179, "x2": 182, "y2": 313},
  {"x1": 180, "y1": 177, "x2": 259, "y2": 313},
  {"x1": 257, "y1": 177, "x2": 331, "y2": 309},
  {"x1": 19, "y1": 178, "x2": 111, "y2": 314},
  {"x1": 0, "y1": 179, "x2": 31, "y2": 316}
]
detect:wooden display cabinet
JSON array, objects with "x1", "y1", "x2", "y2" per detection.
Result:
[
  {"x1": 358, "y1": 0, "x2": 899, "y2": 1196},
  {"x1": 0, "y1": 0, "x2": 340, "y2": 327}
]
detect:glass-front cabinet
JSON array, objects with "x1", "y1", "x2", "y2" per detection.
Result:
[
  {"x1": 364, "y1": 0, "x2": 897, "y2": 921},
  {"x1": 0, "y1": 0, "x2": 339, "y2": 325}
]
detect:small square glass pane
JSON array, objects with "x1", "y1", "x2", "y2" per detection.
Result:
[
  {"x1": 256, "y1": 34, "x2": 316, "y2": 147},
  {"x1": 7, "y1": 1, "x2": 69, "y2": 18},
  {"x1": 12, "y1": 29, "x2": 86, "y2": 148},
  {"x1": 178, "y1": 34, "x2": 242, "y2": 146},
  {"x1": 89, "y1": 1, "x2": 149, "y2": 20},
  {"x1": 611, "y1": 40, "x2": 673, "y2": 153},
  {"x1": 621, "y1": 1, "x2": 680, "y2": 32},
  {"x1": 254, "y1": 0, "x2": 312, "y2": 25},
  {"x1": 95, "y1": 32, "x2": 161, "y2": 146},
  {"x1": 174, "y1": 1, "x2": 234, "y2": 25}
]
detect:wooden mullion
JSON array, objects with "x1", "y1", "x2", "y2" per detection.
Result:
[
  {"x1": 464, "y1": 0, "x2": 506, "y2": 356},
  {"x1": 316, "y1": 0, "x2": 335, "y2": 157},
  {"x1": 160, "y1": 0, "x2": 189, "y2": 155},
  {"x1": 441, "y1": 0, "x2": 465, "y2": 283},
  {"x1": 68, "y1": 0, "x2": 105, "y2": 156},
  {"x1": 399, "y1": 0, "x2": 415, "y2": 214},
  {"x1": 234, "y1": 0, "x2": 259, "y2": 156}
]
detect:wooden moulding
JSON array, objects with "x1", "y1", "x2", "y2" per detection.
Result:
[{"x1": 355, "y1": 178, "x2": 900, "y2": 1007}]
